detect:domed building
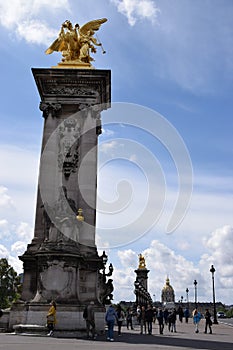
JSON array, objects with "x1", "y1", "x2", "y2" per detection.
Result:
[{"x1": 161, "y1": 277, "x2": 175, "y2": 302}]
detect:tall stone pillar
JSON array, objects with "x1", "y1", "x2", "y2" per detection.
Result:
[
  {"x1": 9, "y1": 68, "x2": 111, "y2": 335},
  {"x1": 134, "y1": 255, "x2": 152, "y2": 307}
]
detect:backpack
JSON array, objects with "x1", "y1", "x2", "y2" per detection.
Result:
[{"x1": 83, "y1": 306, "x2": 88, "y2": 319}]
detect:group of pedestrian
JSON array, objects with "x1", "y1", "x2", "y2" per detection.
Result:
[{"x1": 46, "y1": 301, "x2": 214, "y2": 340}]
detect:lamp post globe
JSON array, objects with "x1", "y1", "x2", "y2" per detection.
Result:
[{"x1": 210, "y1": 265, "x2": 218, "y2": 324}]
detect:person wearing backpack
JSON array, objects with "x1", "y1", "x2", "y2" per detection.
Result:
[{"x1": 105, "y1": 304, "x2": 118, "y2": 341}]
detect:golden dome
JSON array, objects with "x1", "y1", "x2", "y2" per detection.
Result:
[{"x1": 162, "y1": 277, "x2": 174, "y2": 291}]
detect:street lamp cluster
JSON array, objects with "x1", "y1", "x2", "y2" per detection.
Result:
[
  {"x1": 182, "y1": 265, "x2": 218, "y2": 324},
  {"x1": 134, "y1": 279, "x2": 153, "y2": 307}
]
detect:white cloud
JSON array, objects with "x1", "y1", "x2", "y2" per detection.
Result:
[
  {"x1": 16, "y1": 222, "x2": 33, "y2": 241},
  {"x1": 0, "y1": 243, "x2": 23, "y2": 273},
  {"x1": 16, "y1": 19, "x2": 58, "y2": 45},
  {"x1": 111, "y1": 0, "x2": 160, "y2": 26},
  {"x1": 118, "y1": 249, "x2": 137, "y2": 267},
  {"x1": 11, "y1": 241, "x2": 27, "y2": 256},
  {"x1": 0, "y1": 219, "x2": 10, "y2": 239},
  {"x1": 201, "y1": 225, "x2": 233, "y2": 274},
  {"x1": 0, "y1": 186, "x2": 14, "y2": 208},
  {"x1": 0, "y1": 0, "x2": 70, "y2": 44},
  {"x1": 8, "y1": 255, "x2": 23, "y2": 274},
  {"x1": 0, "y1": 219, "x2": 8, "y2": 227},
  {"x1": 102, "y1": 128, "x2": 115, "y2": 137},
  {"x1": 99, "y1": 140, "x2": 119, "y2": 154},
  {"x1": 198, "y1": 226, "x2": 233, "y2": 303},
  {"x1": 0, "y1": 244, "x2": 9, "y2": 258}
]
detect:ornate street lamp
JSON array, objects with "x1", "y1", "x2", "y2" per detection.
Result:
[
  {"x1": 193, "y1": 280, "x2": 197, "y2": 307},
  {"x1": 210, "y1": 265, "x2": 218, "y2": 324}
]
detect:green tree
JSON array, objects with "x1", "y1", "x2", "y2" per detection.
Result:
[{"x1": 0, "y1": 258, "x2": 22, "y2": 309}]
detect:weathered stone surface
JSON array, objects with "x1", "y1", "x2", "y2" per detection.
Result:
[{"x1": 10, "y1": 68, "x2": 111, "y2": 333}]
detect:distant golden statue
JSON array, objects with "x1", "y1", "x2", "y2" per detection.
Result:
[
  {"x1": 138, "y1": 254, "x2": 146, "y2": 269},
  {"x1": 45, "y1": 18, "x2": 107, "y2": 68}
]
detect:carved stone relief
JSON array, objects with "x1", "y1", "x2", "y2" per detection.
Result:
[
  {"x1": 39, "y1": 102, "x2": 61, "y2": 118},
  {"x1": 58, "y1": 118, "x2": 80, "y2": 178}
]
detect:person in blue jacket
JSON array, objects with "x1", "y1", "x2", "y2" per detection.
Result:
[
  {"x1": 105, "y1": 304, "x2": 118, "y2": 341},
  {"x1": 192, "y1": 308, "x2": 202, "y2": 333}
]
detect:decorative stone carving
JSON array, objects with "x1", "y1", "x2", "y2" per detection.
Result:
[
  {"x1": 58, "y1": 118, "x2": 80, "y2": 178},
  {"x1": 47, "y1": 86, "x2": 98, "y2": 96},
  {"x1": 42, "y1": 186, "x2": 79, "y2": 244},
  {"x1": 32, "y1": 259, "x2": 76, "y2": 302},
  {"x1": 39, "y1": 102, "x2": 61, "y2": 118}
]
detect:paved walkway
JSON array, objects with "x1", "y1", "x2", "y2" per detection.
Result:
[{"x1": 1, "y1": 320, "x2": 232, "y2": 350}]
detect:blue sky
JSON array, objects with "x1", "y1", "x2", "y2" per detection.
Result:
[{"x1": 0, "y1": 0, "x2": 233, "y2": 305}]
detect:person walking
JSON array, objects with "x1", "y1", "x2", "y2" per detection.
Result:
[
  {"x1": 178, "y1": 306, "x2": 184, "y2": 322},
  {"x1": 169, "y1": 308, "x2": 177, "y2": 333},
  {"x1": 126, "y1": 307, "x2": 134, "y2": 330},
  {"x1": 145, "y1": 305, "x2": 154, "y2": 335},
  {"x1": 116, "y1": 304, "x2": 125, "y2": 336},
  {"x1": 192, "y1": 308, "x2": 202, "y2": 333},
  {"x1": 138, "y1": 305, "x2": 147, "y2": 334},
  {"x1": 184, "y1": 307, "x2": 190, "y2": 323},
  {"x1": 83, "y1": 301, "x2": 96, "y2": 339},
  {"x1": 105, "y1": 304, "x2": 118, "y2": 341},
  {"x1": 46, "y1": 300, "x2": 57, "y2": 336},
  {"x1": 163, "y1": 308, "x2": 169, "y2": 325},
  {"x1": 157, "y1": 308, "x2": 164, "y2": 334},
  {"x1": 204, "y1": 309, "x2": 212, "y2": 334}
]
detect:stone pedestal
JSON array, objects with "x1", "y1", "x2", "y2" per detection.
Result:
[{"x1": 9, "y1": 68, "x2": 111, "y2": 333}]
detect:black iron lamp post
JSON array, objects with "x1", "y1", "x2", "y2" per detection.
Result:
[
  {"x1": 186, "y1": 288, "x2": 189, "y2": 307},
  {"x1": 210, "y1": 265, "x2": 218, "y2": 324},
  {"x1": 193, "y1": 280, "x2": 197, "y2": 307}
]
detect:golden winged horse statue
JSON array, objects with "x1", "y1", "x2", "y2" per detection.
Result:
[{"x1": 45, "y1": 18, "x2": 107, "y2": 68}]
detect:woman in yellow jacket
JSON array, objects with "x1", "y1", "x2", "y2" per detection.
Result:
[{"x1": 47, "y1": 300, "x2": 57, "y2": 336}]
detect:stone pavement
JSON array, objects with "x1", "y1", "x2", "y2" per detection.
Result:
[{"x1": 0, "y1": 319, "x2": 232, "y2": 350}]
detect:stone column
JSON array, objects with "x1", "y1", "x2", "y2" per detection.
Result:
[{"x1": 11, "y1": 69, "x2": 111, "y2": 334}]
